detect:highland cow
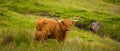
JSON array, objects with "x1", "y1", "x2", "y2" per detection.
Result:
[{"x1": 36, "y1": 18, "x2": 77, "y2": 42}]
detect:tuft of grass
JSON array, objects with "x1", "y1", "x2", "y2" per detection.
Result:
[{"x1": 0, "y1": 28, "x2": 33, "y2": 46}]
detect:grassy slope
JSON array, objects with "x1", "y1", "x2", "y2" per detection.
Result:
[{"x1": 0, "y1": 0, "x2": 120, "y2": 51}]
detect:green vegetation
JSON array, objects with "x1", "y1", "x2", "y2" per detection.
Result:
[
  {"x1": 0, "y1": 0, "x2": 120, "y2": 51},
  {"x1": 104, "y1": 0, "x2": 120, "y2": 5}
]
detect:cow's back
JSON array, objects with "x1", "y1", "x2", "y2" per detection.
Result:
[{"x1": 36, "y1": 18, "x2": 58, "y2": 35}]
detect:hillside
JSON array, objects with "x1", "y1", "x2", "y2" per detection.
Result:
[{"x1": 0, "y1": 0, "x2": 120, "y2": 51}]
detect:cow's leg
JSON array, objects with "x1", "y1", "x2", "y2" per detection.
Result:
[
  {"x1": 61, "y1": 36, "x2": 66, "y2": 42},
  {"x1": 40, "y1": 36, "x2": 46, "y2": 45},
  {"x1": 56, "y1": 36, "x2": 61, "y2": 42},
  {"x1": 44, "y1": 34, "x2": 48, "y2": 41},
  {"x1": 33, "y1": 36, "x2": 39, "y2": 43}
]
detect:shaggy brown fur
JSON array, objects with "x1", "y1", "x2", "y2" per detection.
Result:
[
  {"x1": 36, "y1": 18, "x2": 75, "y2": 42},
  {"x1": 34, "y1": 31, "x2": 47, "y2": 43}
]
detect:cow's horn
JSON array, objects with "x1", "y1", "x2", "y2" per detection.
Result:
[
  {"x1": 58, "y1": 20, "x2": 63, "y2": 22},
  {"x1": 73, "y1": 16, "x2": 80, "y2": 22},
  {"x1": 72, "y1": 20, "x2": 78, "y2": 22},
  {"x1": 55, "y1": 18, "x2": 63, "y2": 22}
]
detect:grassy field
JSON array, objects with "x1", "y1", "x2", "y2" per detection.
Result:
[{"x1": 0, "y1": 0, "x2": 120, "y2": 51}]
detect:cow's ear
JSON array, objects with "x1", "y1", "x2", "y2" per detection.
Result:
[
  {"x1": 61, "y1": 21, "x2": 64, "y2": 24},
  {"x1": 72, "y1": 21, "x2": 75, "y2": 24}
]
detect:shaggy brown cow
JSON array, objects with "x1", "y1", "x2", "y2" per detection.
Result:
[
  {"x1": 34, "y1": 31, "x2": 47, "y2": 43},
  {"x1": 36, "y1": 18, "x2": 77, "y2": 42}
]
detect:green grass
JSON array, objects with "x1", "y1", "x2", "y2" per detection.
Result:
[
  {"x1": 0, "y1": 0, "x2": 120, "y2": 51},
  {"x1": 0, "y1": 27, "x2": 119, "y2": 51},
  {"x1": 104, "y1": 0, "x2": 120, "y2": 5}
]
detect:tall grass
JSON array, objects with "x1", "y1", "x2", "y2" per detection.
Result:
[{"x1": 0, "y1": 27, "x2": 119, "y2": 51}]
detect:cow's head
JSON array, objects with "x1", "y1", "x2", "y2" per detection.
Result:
[{"x1": 59, "y1": 19, "x2": 78, "y2": 31}]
